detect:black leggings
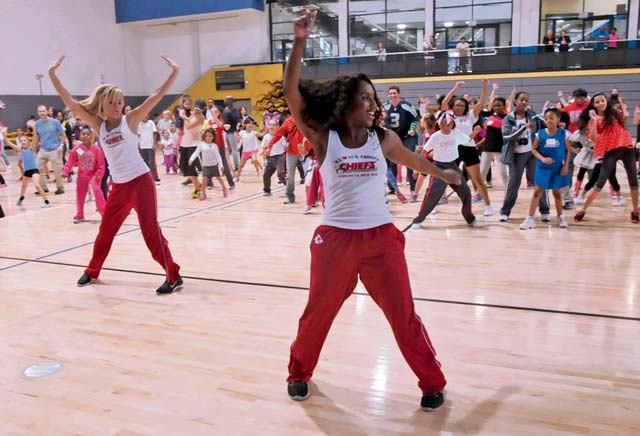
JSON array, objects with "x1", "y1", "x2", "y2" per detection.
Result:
[
  {"x1": 584, "y1": 163, "x2": 621, "y2": 192},
  {"x1": 576, "y1": 167, "x2": 588, "y2": 182},
  {"x1": 593, "y1": 147, "x2": 638, "y2": 192}
]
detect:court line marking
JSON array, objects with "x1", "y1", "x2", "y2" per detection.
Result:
[
  {"x1": 0, "y1": 188, "x2": 284, "y2": 270},
  {"x1": 0, "y1": 255, "x2": 638, "y2": 322}
]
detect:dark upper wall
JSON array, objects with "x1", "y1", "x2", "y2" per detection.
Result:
[
  {"x1": 114, "y1": 0, "x2": 264, "y2": 23},
  {"x1": 0, "y1": 95, "x2": 180, "y2": 131}
]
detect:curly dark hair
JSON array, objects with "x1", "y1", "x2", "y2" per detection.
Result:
[
  {"x1": 297, "y1": 73, "x2": 385, "y2": 139},
  {"x1": 578, "y1": 92, "x2": 623, "y2": 130},
  {"x1": 255, "y1": 81, "x2": 289, "y2": 117}
]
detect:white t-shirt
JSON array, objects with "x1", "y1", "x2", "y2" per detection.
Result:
[
  {"x1": 455, "y1": 112, "x2": 477, "y2": 147},
  {"x1": 239, "y1": 130, "x2": 258, "y2": 153},
  {"x1": 138, "y1": 120, "x2": 157, "y2": 149},
  {"x1": 425, "y1": 129, "x2": 470, "y2": 163},
  {"x1": 160, "y1": 138, "x2": 175, "y2": 156},
  {"x1": 263, "y1": 132, "x2": 285, "y2": 156},
  {"x1": 156, "y1": 118, "x2": 172, "y2": 133},
  {"x1": 513, "y1": 117, "x2": 532, "y2": 153}
]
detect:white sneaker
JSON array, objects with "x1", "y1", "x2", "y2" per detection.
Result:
[
  {"x1": 468, "y1": 219, "x2": 483, "y2": 228},
  {"x1": 41, "y1": 202, "x2": 52, "y2": 208},
  {"x1": 558, "y1": 215, "x2": 568, "y2": 228},
  {"x1": 431, "y1": 205, "x2": 439, "y2": 215},
  {"x1": 302, "y1": 205, "x2": 313, "y2": 214},
  {"x1": 411, "y1": 222, "x2": 422, "y2": 230},
  {"x1": 499, "y1": 214, "x2": 508, "y2": 222},
  {"x1": 612, "y1": 196, "x2": 624, "y2": 207},
  {"x1": 575, "y1": 195, "x2": 585, "y2": 205},
  {"x1": 541, "y1": 214, "x2": 551, "y2": 222},
  {"x1": 483, "y1": 205, "x2": 495, "y2": 216},
  {"x1": 520, "y1": 216, "x2": 535, "y2": 230}
]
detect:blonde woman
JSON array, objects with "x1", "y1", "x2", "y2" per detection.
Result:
[{"x1": 48, "y1": 54, "x2": 183, "y2": 295}]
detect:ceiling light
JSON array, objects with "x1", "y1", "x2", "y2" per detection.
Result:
[
  {"x1": 371, "y1": 27, "x2": 378, "y2": 31},
  {"x1": 444, "y1": 22, "x2": 454, "y2": 27},
  {"x1": 557, "y1": 19, "x2": 564, "y2": 23},
  {"x1": 397, "y1": 24, "x2": 407, "y2": 30},
  {"x1": 397, "y1": 30, "x2": 405, "y2": 34}
]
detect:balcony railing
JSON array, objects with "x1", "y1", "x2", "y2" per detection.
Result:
[{"x1": 300, "y1": 39, "x2": 640, "y2": 80}]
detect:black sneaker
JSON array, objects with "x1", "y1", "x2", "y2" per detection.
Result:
[
  {"x1": 631, "y1": 211, "x2": 639, "y2": 224},
  {"x1": 156, "y1": 276, "x2": 184, "y2": 295},
  {"x1": 77, "y1": 272, "x2": 93, "y2": 287},
  {"x1": 563, "y1": 201, "x2": 574, "y2": 210},
  {"x1": 574, "y1": 210, "x2": 585, "y2": 222},
  {"x1": 287, "y1": 381, "x2": 310, "y2": 401},
  {"x1": 420, "y1": 392, "x2": 445, "y2": 411},
  {"x1": 181, "y1": 179, "x2": 192, "y2": 186},
  {"x1": 54, "y1": 189, "x2": 65, "y2": 195}
]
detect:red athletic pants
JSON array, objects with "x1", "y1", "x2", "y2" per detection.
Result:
[
  {"x1": 287, "y1": 223, "x2": 446, "y2": 393},
  {"x1": 85, "y1": 173, "x2": 180, "y2": 282}
]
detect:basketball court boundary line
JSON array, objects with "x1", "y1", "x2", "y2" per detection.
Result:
[{"x1": 1, "y1": 255, "x2": 638, "y2": 322}]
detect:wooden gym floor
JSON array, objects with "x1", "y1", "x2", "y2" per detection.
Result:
[{"x1": 0, "y1": 156, "x2": 639, "y2": 436}]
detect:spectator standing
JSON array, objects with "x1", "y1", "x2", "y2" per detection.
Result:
[
  {"x1": 557, "y1": 30, "x2": 571, "y2": 52},
  {"x1": 376, "y1": 42, "x2": 387, "y2": 62},
  {"x1": 607, "y1": 27, "x2": 620, "y2": 49},
  {"x1": 542, "y1": 30, "x2": 555, "y2": 52},
  {"x1": 456, "y1": 37, "x2": 470, "y2": 73},
  {"x1": 138, "y1": 114, "x2": 159, "y2": 183}
]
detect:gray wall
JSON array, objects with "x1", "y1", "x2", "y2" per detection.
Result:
[
  {"x1": 373, "y1": 73, "x2": 640, "y2": 137},
  {"x1": 0, "y1": 94, "x2": 181, "y2": 131}
]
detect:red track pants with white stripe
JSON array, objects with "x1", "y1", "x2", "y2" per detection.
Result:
[
  {"x1": 85, "y1": 172, "x2": 180, "y2": 282},
  {"x1": 287, "y1": 223, "x2": 446, "y2": 393}
]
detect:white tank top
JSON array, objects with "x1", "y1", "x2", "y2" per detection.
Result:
[
  {"x1": 320, "y1": 130, "x2": 393, "y2": 230},
  {"x1": 99, "y1": 116, "x2": 149, "y2": 183}
]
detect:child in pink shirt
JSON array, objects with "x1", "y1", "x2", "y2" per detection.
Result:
[{"x1": 62, "y1": 127, "x2": 106, "y2": 223}]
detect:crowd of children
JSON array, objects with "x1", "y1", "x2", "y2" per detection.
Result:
[{"x1": 1, "y1": 82, "x2": 639, "y2": 229}]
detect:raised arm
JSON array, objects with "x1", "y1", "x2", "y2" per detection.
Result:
[
  {"x1": 128, "y1": 55, "x2": 179, "y2": 133},
  {"x1": 282, "y1": 10, "x2": 327, "y2": 158},
  {"x1": 48, "y1": 55, "x2": 102, "y2": 132},
  {"x1": 473, "y1": 78, "x2": 490, "y2": 118},
  {"x1": 441, "y1": 81, "x2": 464, "y2": 111},
  {"x1": 505, "y1": 86, "x2": 516, "y2": 112}
]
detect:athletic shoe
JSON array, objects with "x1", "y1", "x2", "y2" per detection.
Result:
[
  {"x1": 299, "y1": 179, "x2": 305, "y2": 185},
  {"x1": 182, "y1": 179, "x2": 192, "y2": 185},
  {"x1": 420, "y1": 392, "x2": 445, "y2": 412},
  {"x1": 438, "y1": 195, "x2": 448, "y2": 205},
  {"x1": 287, "y1": 381, "x2": 310, "y2": 401},
  {"x1": 520, "y1": 216, "x2": 535, "y2": 230},
  {"x1": 396, "y1": 193, "x2": 408, "y2": 203},
  {"x1": 631, "y1": 211, "x2": 640, "y2": 224},
  {"x1": 541, "y1": 214, "x2": 551, "y2": 222},
  {"x1": 563, "y1": 201, "x2": 574, "y2": 210},
  {"x1": 472, "y1": 193, "x2": 482, "y2": 203},
  {"x1": 16, "y1": 198, "x2": 23, "y2": 206},
  {"x1": 574, "y1": 210, "x2": 586, "y2": 222},
  {"x1": 410, "y1": 192, "x2": 418, "y2": 203},
  {"x1": 155, "y1": 179, "x2": 161, "y2": 186},
  {"x1": 192, "y1": 191, "x2": 200, "y2": 199},
  {"x1": 612, "y1": 196, "x2": 624, "y2": 207},
  {"x1": 483, "y1": 205, "x2": 495, "y2": 216},
  {"x1": 73, "y1": 216, "x2": 85, "y2": 224},
  {"x1": 284, "y1": 198, "x2": 295, "y2": 204},
  {"x1": 486, "y1": 181, "x2": 492, "y2": 189},
  {"x1": 229, "y1": 184, "x2": 236, "y2": 191},
  {"x1": 54, "y1": 189, "x2": 65, "y2": 195},
  {"x1": 499, "y1": 214, "x2": 508, "y2": 222},
  {"x1": 199, "y1": 191, "x2": 206, "y2": 201},
  {"x1": 206, "y1": 180, "x2": 213, "y2": 188},
  {"x1": 468, "y1": 219, "x2": 483, "y2": 228},
  {"x1": 575, "y1": 195, "x2": 586, "y2": 205},
  {"x1": 558, "y1": 215, "x2": 568, "y2": 228},
  {"x1": 411, "y1": 222, "x2": 422, "y2": 230},
  {"x1": 156, "y1": 276, "x2": 184, "y2": 295},
  {"x1": 223, "y1": 188, "x2": 229, "y2": 197},
  {"x1": 41, "y1": 202, "x2": 51, "y2": 208},
  {"x1": 302, "y1": 205, "x2": 313, "y2": 214},
  {"x1": 77, "y1": 272, "x2": 93, "y2": 287},
  {"x1": 262, "y1": 191, "x2": 272, "y2": 197}
]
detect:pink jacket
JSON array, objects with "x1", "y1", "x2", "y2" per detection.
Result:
[{"x1": 62, "y1": 142, "x2": 106, "y2": 179}]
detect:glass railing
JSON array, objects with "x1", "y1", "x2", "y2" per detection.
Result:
[{"x1": 300, "y1": 39, "x2": 640, "y2": 79}]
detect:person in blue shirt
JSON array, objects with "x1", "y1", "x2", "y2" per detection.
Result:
[
  {"x1": 520, "y1": 108, "x2": 571, "y2": 230},
  {"x1": 6, "y1": 135, "x2": 51, "y2": 208},
  {"x1": 32, "y1": 104, "x2": 66, "y2": 194}
]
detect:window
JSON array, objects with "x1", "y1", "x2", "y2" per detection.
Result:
[
  {"x1": 348, "y1": 0, "x2": 425, "y2": 55},
  {"x1": 269, "y1": 0, "x2": 339, "y2": 61},
  {"x1": 435, "y1": 0, "x2": 512, "y2": 49}
]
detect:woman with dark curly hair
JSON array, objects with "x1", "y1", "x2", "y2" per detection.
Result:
[{"x1": 283, "y1": 10, "x2": 460, "y2": 412}]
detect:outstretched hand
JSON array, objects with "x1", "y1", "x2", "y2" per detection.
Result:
[
  {"x1": 48, "y1": 55, "x2": 65, "y2": 74},
  {"x1": 161, "y1": 55, "x2": 179, "y2": 71},
  {"x1": 294, "y1": 9, "x2": 317, "y2": 39}
]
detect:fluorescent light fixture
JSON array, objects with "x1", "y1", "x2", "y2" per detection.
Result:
[
  {"x1": 371, "y1": 27, "x2": 378, "y2": 31},
  {"x1": 557, "y1": 19, "x2": 564, "y2": 23},
  {"x1": 397, "y1": 24, "x2": 407, "y2": 30},
  {"x1": 465, "y1": 21, "x2": 470, "y2": 24},
  {"x1": 397, "y1": 30, "x2": 405, "y2": 34},
  {"x1": 444, "y1": 22, "x2": 454, "y2": 27}
]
